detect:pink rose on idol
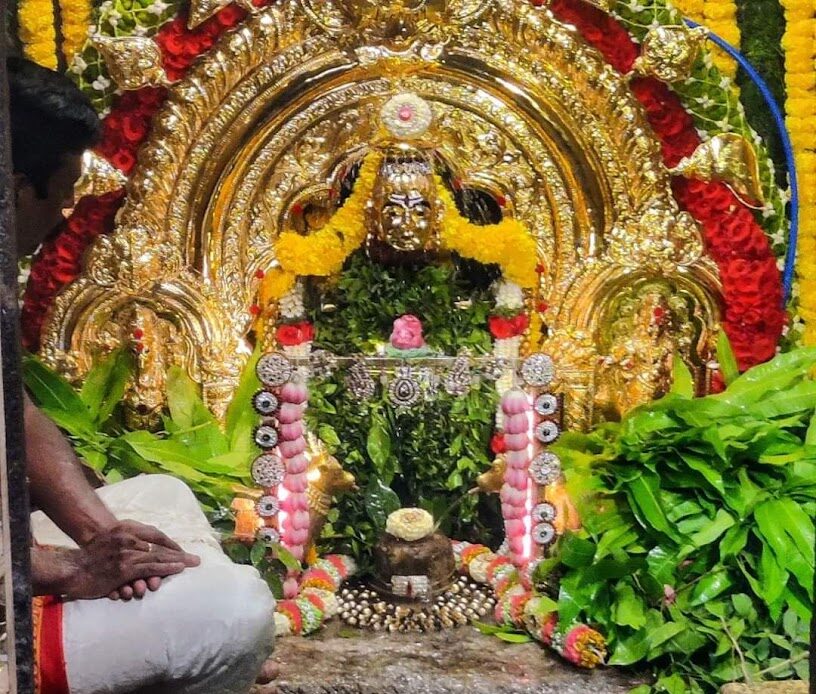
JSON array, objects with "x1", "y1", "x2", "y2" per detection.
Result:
[{"x1": 390, "y1": 315, "x2": 426, "y2": 350}]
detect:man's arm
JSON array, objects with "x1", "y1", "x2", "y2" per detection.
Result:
[{"x1": 24, "y1": 393, "x2": 116, "y2": 545}]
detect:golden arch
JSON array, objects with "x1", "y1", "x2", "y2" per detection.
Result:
[{"x1": 41, "y1": 0, "x2": 723, "y2": 425}]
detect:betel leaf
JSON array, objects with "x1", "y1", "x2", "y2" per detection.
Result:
[
  {"x1": 559, "y1": 532, "x2": 596, "y2": 568},
  {"x1": 224, "y1": 345, "x2": 261, "y2": 444},
  {"x1": 366, "y1": 416, "x2": 393, "y2": 480},
  {"x1": 166, "y1": 366, "x2": 217, "y2": 431},
  {"x1": 23, "y1": 356, "x2": 94, "y2": 433},
  {"x1": 495, "y1": 632, "x2": 533, "y2": 643},
  {"x1": 273, "y1": 545, "x2": 302, "y2": 573},
  {"x1": 626, "y1": 473, "x2": 675, "y2": 539},
  {"x1": 690, "y1": 570, "x2": 734, "y2": 606},
  {"x1": 364, "y1": 477, "x2": 400, "y2": 529},
  {"x1": 609, "y1": 628, "x2": 650, "y2": 666},
  {"x1": 716, "y1": 331, "x2": 739, "y2": 386},
  {"x1": 613, "y1": 582, "x2": 648, "y2": 629},
  {"x1": 689, "y1": 509, "x2": 735, "y2": 548},
  {"x1": 670, "y1": 354, "x2": 694, "y2": 398},
  {"x1": 80, "y1": 348, "x2": 133, "y2": 424}
]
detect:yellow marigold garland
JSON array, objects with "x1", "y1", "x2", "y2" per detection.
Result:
[
  {"x1": 59, "y1": 0, "x2": 93, "y2": 63},
  {"x1": 18, "y1": 0, "x2": 59, "y2": 69},
  {"x1": 783, "y1": 0, "x2": 816, "y2": 343},
  {"x1": 672, "y1": 0, "x2": 739, "y2": 77},
  {"x1": 264, "y1": 154, "x2": 539, "y2": 300},
  {"x1": 434, "y1": 179, "x2": 539, "y2": 289}
]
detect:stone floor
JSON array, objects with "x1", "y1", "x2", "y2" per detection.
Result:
[{"x1": 253, "y1": 622, "x2": 643, "y2": 694}]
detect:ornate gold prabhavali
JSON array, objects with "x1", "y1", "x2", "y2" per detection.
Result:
[{"x1": 41, "y1": 0, "x2": 724, "y2": 427}]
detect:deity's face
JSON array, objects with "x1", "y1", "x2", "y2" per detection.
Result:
[{"x1": 371, "y1": 155, "x2": 441, "y2": 254}]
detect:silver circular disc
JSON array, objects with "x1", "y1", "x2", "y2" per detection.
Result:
[
  {"x1": 535, "y1": 420, "x2": 560, "y2": 444},
  {"x1": 256, "y1": 353, "x2": 293, "y2": 388},
  {"x1": 254, "y1": 424, "x2": 280, "y2": 450},
  {"x1": 252, "y1": 390, "x2": 280, "y2": 417},
  {"x1": 251, "y1": 453, "x2": 285, "y2": 487},
  {"x1": 521, "y1": 354, "x2": 556, "y2": 387},
  {"x1": 533, "y1": 522, "x2": 556, "y2": 546},
  {"x1": 533, "y1": 502, "x2": 557, "y2": 524},
  {"x1": 256, "y1": 495, "x2": 280, "y2": 518},
  {"x1": 534, "y1": 393, "x2": 559, "y2": 417},
  {"x1": 257, "y1": 527, "x2": 281, "y2": 544},
  {"x1": 530, "y1": 452, "x2": 561, "y2": 485}
]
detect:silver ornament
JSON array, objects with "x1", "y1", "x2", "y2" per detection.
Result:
[
  {"x1": 533, "y1": 522, "x2": 556, "y2": 546},
  {"x1": 533, "y1": 502, "x2": 557, "y2": 523},
  {"x1": 443, "y1": 356, "x2": 472, "y2": 396},
  {"x1": 251, "y1": 453, "x2": 285, "y2": 487},
  {"x1": 257, "y1": 527, "x2": 280, "y2": 544},
  {"x1": 345, "y1": 361, "x2": 377, "y2": 401},
  {"x1": 530, "y1": 451, "x2": 561, "y2": 485},
  {"x1": 256, "y1": 353, "x2": 293, "y2": 388},
  {"x1": 254, "y1": 424, "x2": 280, "y2": 450},
  {"x1": 387, "y1": 367, "x2": 422, "y2": 408},
  {"x1": 520, "y1": 353, "x2": 556, "y2": 387},
  {"x1": 252, "y1": 390, "x2": 280, "y2": 417},
  {"x1": 534, "y1": 393, "x2": 559, "y2": 417},
  {"x1": 256, "y1": 495, "x2": 280, "y2": 518},
  {"x1": 535, "y1": 420, "x2": 560, "y2": 444}
]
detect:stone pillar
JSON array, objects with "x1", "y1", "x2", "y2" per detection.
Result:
[{"x1": 0, "y1": 15, "x2": 35, "y2": 692}]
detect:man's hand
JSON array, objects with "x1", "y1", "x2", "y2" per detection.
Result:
[
  {"x1": 64, "y1": 525, "x2": 200, "y2": 600},
  {"x1": 99, "y1": 521, "x2": 198, "y2": 601}
]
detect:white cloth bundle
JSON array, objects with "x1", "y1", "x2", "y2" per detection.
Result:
[{"x1": 32, "y1": 475, "x2": 275, "y2": 694}]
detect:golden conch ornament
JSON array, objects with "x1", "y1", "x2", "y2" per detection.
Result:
[
  {"x1": 91, "y1": 35, "x2": 169, "y2": 90},
  {"x1": 671, "y1": 133, "x2": 765, "y2": 206},
  {"x1": 632, "y1": 25, "x2": 708, "y2": 83},
  {"x1": 187, "y1": 0, "x2": 258, "y2": 30},
  {"x1": 73, "y1": 151, "x2": 127, "y2": 201}
]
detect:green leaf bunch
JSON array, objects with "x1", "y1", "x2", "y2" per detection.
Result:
[
  {"x1": 23, "y1": 347, "x2": 262, "y2": 512},
  {"x1": 550, "y1": 345, "x2": 816, "y2": 692}
]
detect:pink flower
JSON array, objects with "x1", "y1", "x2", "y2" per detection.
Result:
[{"x1": 390, "y1": 315, "x2": 425, "y2": 350}]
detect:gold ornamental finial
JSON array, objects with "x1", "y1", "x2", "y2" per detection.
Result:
[
  {"x1": 187, "y1": 0, "x2": 258, "y2": 30},
  {"x1": 671, "y1": 133, "x2": 765, "y2": 205},
  {"x1": 91, "y1": 35, "x2": 170, "y2": 90},
  {"x1": 73, "y1": 151, "x2": 128, "y2": 201},
  {"x1": 632, "y1": 25, "x2": 708, "y2": 83}
]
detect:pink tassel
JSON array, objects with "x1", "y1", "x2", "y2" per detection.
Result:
[
  {"x1": 280, "y1": 421, "x2": 305, "y2": 440},
  {"x1": 285, "y1": 472, "x2": 309, "y2": 493},
  {"x1": 504, "y1": 433, "x2": 529, "y2": 451},
  {"x1": 283, "y1": 577, "x2": 299, "y2": 599},
  {"x1": 504, "y1": 413, "x2": 530, "y2": 435},
  {"x1": 281, "y1": 382, "x2": 309, "y2": 404},
  {"x1": 279, "y1": 438, "x2": 307, "y2": 457},
  {"x1": 502, "y1": 390, "x2": 530, "y2": 415},
  {"x1": 278, "y1": 403, "x2": 305, "y2": 425},
  {"x1": 285, "y1": 454, "x2": 309, "y2": 475},
  {"x1": 505, "y1": 450, "x2": 530, "y2": 469}
]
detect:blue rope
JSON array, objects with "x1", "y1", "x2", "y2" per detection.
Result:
[{"x1": 684, "y1": 18, "x2": 798, "y2": 305}]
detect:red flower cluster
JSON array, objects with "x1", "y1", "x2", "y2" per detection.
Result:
[
  {"x1": 156, "y1": 5, "x2": 249, "y2": 82},
  {"x1": 674, "y1": 179, "x2": 786, "y2": 370},
  {"x1": 488, "y1": 314, "x2": 530, "y2": 340},
  {"x1": 21, "y1": 191, "x2": 125, "y2": 350},
  {"x1": 544, "y1": 0, "x2": 784, "y2": 373},
  {"x1": 97, "y1": 87, "x2": 168, "y2": 174},
  {"x1": 276, "y1": 321, "x2": 315, "y2": 347},
  {"x1": 490, "y1": 432, "x2": 507, "y2": 455},
  {"x1": 548, "y1": 0, "x2": 639, "y2": 73},
  {"x1": 630, "y1": 78, "x2": 700, "y2": 167}
]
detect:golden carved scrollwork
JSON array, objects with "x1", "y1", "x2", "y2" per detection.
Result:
[{"x1": 41, "y1": 0, "x2": 723, "y2": 425}]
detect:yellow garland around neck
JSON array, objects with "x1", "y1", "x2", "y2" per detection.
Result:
[
  {"x1": 264, "y1": 154, "x2": 539, "y2": 302},
  {"x1": 434, "y1": 175, "x2": 538, "y2": 289}
]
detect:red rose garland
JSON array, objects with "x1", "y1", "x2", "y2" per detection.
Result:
[
  {"x1": 24, "y1": 0, "x2": 785, "y2": 375},
  {"x1": 22, "y1": 5, "x2": 253, "y2": 350},
  {"x1": 546, "y1": 0, "x2": 785, "y2": 373}
]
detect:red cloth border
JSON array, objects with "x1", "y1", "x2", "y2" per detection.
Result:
[{"x1": 34, "y1": 596, "x2": 69, "y2": 694}]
